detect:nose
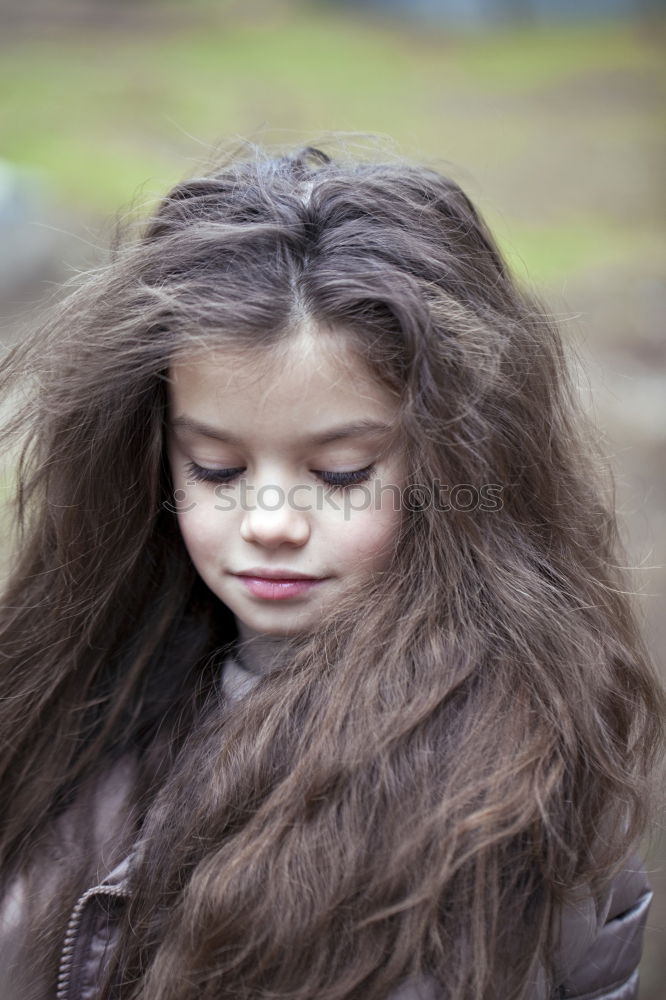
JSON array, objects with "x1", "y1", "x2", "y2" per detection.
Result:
[{"x1": 239, "y1": 485, "x2": 310, "y2": 549}]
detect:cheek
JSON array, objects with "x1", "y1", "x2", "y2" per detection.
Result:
[
  {"x1": 332, "y1": 501, "x2": 402, "y2": 570},
  {"x1": 177, "y1": 503, "x2": 231, "y2": 559}
]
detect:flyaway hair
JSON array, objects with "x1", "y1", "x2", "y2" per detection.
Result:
[{"x1": 0, "y1": 142, "x2": 663, "y2": 999}]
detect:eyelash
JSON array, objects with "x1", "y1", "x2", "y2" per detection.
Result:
[{"x1": 184, "y1": 461, "x2": 376, "y2": 490}]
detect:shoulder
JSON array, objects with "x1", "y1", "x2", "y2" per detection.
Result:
[
  {"x1": 384, "y1": 855, "x2": 653, "y2": 1000},
  {"x1": 0, "y1": 751, "x2": 140, "y2": 998},
  {"x1": 553, "y1": 852, "x2": 653, "y2": 1000},
  {"x1": 1, "y1": 749, "x2": 139, "y2": 902}
]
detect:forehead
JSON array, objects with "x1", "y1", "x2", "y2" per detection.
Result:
[{"x1": 167, "y1": 326, "x2": 400, "y2": 434}]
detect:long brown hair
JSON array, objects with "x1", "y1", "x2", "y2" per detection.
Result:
[{"x1": 0, "y1": 142, "x2": 663, "y2": 999}]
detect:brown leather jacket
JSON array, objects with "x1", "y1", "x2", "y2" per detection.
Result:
[{"x1": 0, "y1": 660, "x2": 654, "y2": 1000}]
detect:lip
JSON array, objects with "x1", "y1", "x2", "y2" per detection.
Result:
[
  {"x1": 232, "y1": 568, "x2": 328, "y2": 601},
  {"x1": 234, "y1": 567, "x2": 322, "y2": 581}
]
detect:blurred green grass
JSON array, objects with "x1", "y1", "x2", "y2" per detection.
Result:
[{"x1": 1, "y1": 1, "x2": 663, "y2": 287}]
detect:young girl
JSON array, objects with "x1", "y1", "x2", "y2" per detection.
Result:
[{"x1": 0, "y1": 143, "x2": 663, "y2": 1000}]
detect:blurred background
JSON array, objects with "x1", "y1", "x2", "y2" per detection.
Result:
[{"x1": 0, "y1": 0, "x2": 664, "y2": 991}]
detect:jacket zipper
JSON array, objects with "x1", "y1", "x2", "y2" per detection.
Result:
[{"x1": 56, "y1": 882, "x2": 130, "y2": 1000}]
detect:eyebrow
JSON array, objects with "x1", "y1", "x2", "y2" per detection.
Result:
[{"x1": 169, "y1": 415, "x2": 393, "y2": 446}]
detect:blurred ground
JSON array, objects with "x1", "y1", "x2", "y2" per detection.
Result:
[{"x1": 0, "y1": 0, "x2": 664, "y2": 992}]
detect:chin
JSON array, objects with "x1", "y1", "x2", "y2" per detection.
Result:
[{"x1": 241, "y1": 610, "x2": 318, "y2": 638}]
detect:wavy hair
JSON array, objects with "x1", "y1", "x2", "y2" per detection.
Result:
[{"x1": 0, "y1": 142, "x2": 663, "y2": 999}]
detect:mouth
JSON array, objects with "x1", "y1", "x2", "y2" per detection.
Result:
[
  {"x1": 232, "y1": 568, "x2": 328, "y2": 601},
  {"x1": 235, "y1": 567, "x2": 322, "y2": 581}
]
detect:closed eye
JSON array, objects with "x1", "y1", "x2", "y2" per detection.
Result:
[
  {"x1": 314, "y1": 465, "x2": 376, "y2": 489},
  {"x1": 184, "y1": 461, "x2": 376, "y2": 490}
]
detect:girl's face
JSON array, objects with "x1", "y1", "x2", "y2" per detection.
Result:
[{"x1": 166, "y1": 326, "x2": 407, "y2": 638}]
